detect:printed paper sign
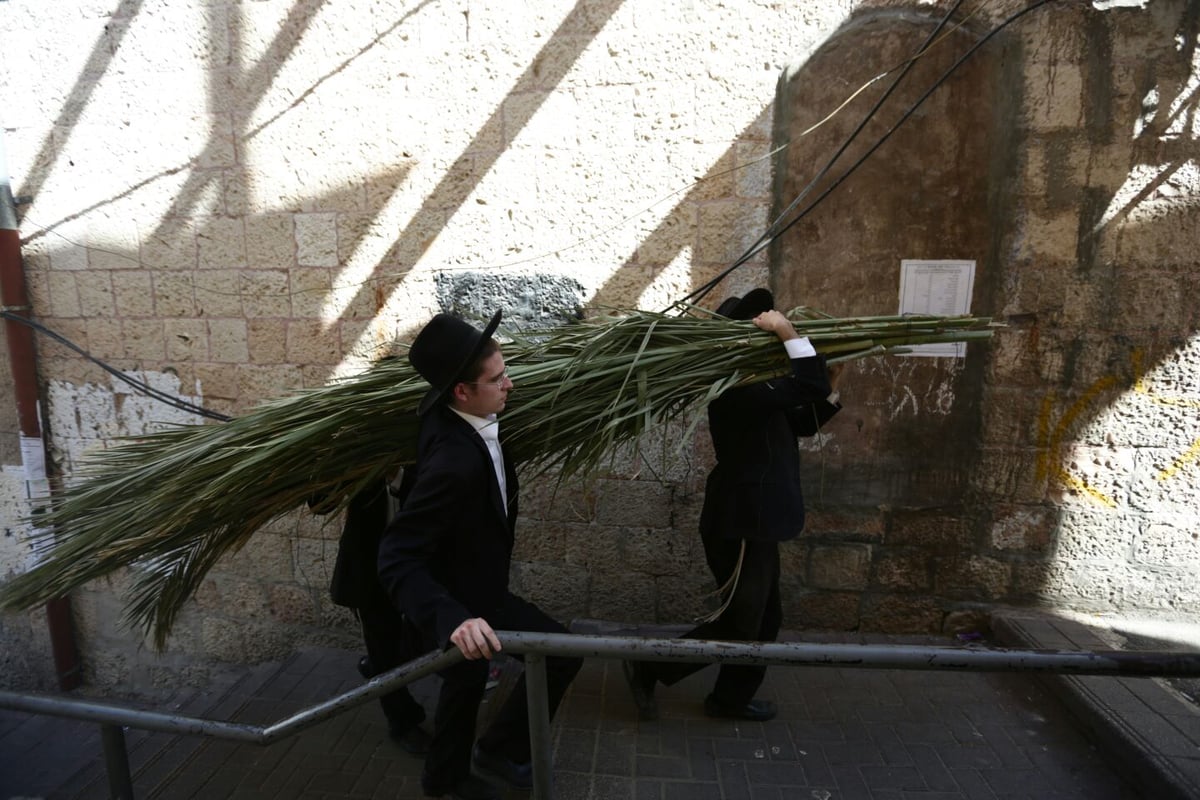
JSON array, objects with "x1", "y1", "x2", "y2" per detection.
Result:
[{"x1": 898, "y1": 260, "x2": 976, "y2": 357}]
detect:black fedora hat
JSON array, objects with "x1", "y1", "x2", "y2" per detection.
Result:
[
  {"x1": 409, "y1": 310, "x2": 503, "y2": 415},
  {"x1": 715, "y1": 288, "x2": 774, "y2": 321}
]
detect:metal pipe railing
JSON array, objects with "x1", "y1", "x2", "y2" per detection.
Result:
[
  {"x1": 498, "y1": 631, "x2": 1200, "y2": 676},
  {"x1": 0, "y1": 646, "x2": 462, "y2": 745},
  {"x1": 4, "y1": 631, "x2": 1200, "y2": 799},
  {"x1": 524, "y1": 653, "x2": 553, "y2": 800}
]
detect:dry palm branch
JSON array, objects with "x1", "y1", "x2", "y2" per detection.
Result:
[{"x1": 0, "y1": 307, "x2": 996, "y2": 648}]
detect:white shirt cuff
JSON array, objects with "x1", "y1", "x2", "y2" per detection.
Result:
[{"x1": 783, "y1": 336, "x2": 816, "y2": 359}]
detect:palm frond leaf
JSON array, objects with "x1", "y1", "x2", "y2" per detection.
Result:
[{"x1": 0, "y1": 308, "x2": 998, "y2": 647}]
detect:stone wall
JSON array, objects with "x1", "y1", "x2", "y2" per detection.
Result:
[
  {"x1": 0, "y1": 0, "x2": 1196, "y2": 689},
  {"x1": 0, "y1": 319, "x2": 55, "y2": 690},
  {"x1": 772, "y1": 1, "x2": 1200, "y2": 632}
]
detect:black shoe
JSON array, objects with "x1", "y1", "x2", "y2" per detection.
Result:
[
  {"x1": 471, "y1": 743, "x2": 533, "y2": 790},
  {"x1": 357, "y1": 655, "x2": 374, "y2": 679},
  {"x1": 389, "y1": 721, "x2": 432, "y2": 755},
  {"x1": 621, "y1": 660, "x2": 658, "y2": 721},
  {"x1": 422, "y1": 773, "x2": 500, "y2": 800},
  {"x1": 703, "y1": 694, "x2": 777, "y2": 721}
]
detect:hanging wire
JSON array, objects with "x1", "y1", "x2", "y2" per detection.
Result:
[
  {"x1": 0, "y1": 310, "x2": 231, "y2": 422},
  {"x1": 677, "y1": 0, "x2": 970, "y2": 310},
  {"x1": 678, "y1": 0, "x2": 1059, "y2": 311},
  {"x1": 5, "y1": 0, "x2": 1056, "y2": 426}
]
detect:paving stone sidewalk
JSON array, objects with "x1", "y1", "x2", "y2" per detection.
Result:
[{"x1": 0, "y1": 624, "x2": 1158, "y2": 799}]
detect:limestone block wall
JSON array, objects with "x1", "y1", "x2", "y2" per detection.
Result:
[
  {"x1": 0, "y1": 0, "x2": 1195, "y2": 690},
  {"x1": 0, "y1": 0, "x2": 857, "y2": 687},
  {"x1": 0, "y1": 323, "x2": 54, "y2": 690},
  {"x1": 988, "y1": 0, "x2": 1200, "y2": 618},
  {"x1": 772, "y1": 1, "x2": 1200, "y2": 631}
]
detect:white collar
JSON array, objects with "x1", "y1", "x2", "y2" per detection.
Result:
[{"x1": 450, "y1": 408, "x2": 500, "y2": 440}]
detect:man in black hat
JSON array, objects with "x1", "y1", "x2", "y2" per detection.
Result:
[
  {"x1": 378, "y1": 311, "x2": 581, "y2": 800},
  {"x1": 622, "y1": 288, "x2": 841, "y2": 722}
]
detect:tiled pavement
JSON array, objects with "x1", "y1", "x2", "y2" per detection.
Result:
[{"x1": 2, "y1": 615, "x2": 1192, "y2": 800}]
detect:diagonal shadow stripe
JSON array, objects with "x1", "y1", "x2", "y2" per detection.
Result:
[
  {"x1": 145, "y1": 0, "x2": 331, "y2": 227},
  {"x1": 241, "y1": 0, "x2": 438, "y2": 145},
  {"x1": 15, "y1": 0, "x2": 145, "y2": 222},
  {"x1": 343, "y1": 0, "x2": 625, "y2": 322},
  {"x1": 590, "y1": 105, "x2": 775, "y2": 310},
  {"x1": 24, "y1": 0, "x2": 419, "y2": 252}
]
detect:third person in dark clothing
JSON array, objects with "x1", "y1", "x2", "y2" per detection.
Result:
[{"x1": 311, "y1": 473, "x2": 431, "y2": 754}]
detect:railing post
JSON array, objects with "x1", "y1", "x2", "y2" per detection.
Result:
[
  {"x1": 525, "y1": 653, "x2": 554, "y2": 800},
  {"x1": 100, "y1": 723, "x2": 134, "y2": 799}
]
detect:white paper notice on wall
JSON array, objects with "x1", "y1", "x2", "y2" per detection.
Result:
[{"x1": 898, "y1": 259, "x2": 976, "y2": 358}]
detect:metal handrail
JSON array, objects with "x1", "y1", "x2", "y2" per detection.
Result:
[{"x1": 5, "y1": 631, "x2": 1200, "y2": 799}]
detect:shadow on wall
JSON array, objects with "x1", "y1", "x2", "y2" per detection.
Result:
[
  {"x1": 20, "y1": 0, "x2": 792, "y2": 400},
  {"x1": 10, "y1": 0, "x2": 775, "y2": 653},
  {"x1": 21, "y1": 0, "x2": 623, "y2": 402},
  {"x1": 766, "y1": 1, "x2": 1200, "y2": 630},
  {"x1": 589, "y1": 102, "x2": 777, "y2": 311},
  {"x1": 772, "y1": 6, "x2": 1002, "y2": 507},
  {"x1": 14, "y1": 0, "x2": 1199, "y2": 640}
]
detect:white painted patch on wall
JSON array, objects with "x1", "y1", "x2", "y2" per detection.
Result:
[
  {"x1": 0, "y1": 464, "x2": 37, "y2": 577},
  {"x1": 45, "y1": 372, "x2": 207, "y2": 476}
]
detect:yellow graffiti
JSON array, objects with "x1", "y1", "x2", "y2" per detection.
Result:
[
  {"x1": 1036, "y1": 376, "x2": 1119, "y2": 507},
  {"x1": 1037, "y1": 347, "x2": 1200, "y2": 504},
  {"x1": 1056, "y1": 470, "x2": 1118, "y2": 509},
  {"x1": 1159, "y1": 437, "x2": 1200, "y2": 482}
]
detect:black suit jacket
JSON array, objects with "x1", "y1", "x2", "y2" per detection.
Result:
[
  {"x1": 377, "y1": 404, "x2": 519, "y2": 646},
  {"x1": 701, "y1": 352, "x2": 839, "y2": 542},
  {"x1": 320, "y1": 480, "x2": 392, "y2": 611}
]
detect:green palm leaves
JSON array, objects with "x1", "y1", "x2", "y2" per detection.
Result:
[{"x1": 0, "y1": 308, "x2": 995, "y2": 648}]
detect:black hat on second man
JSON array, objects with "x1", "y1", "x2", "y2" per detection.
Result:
[
  {"x1": 409, "y1": 310, "x2": 503, "y2": 415},
  {"x1": 716, "y1": 288, "x2": 774, "y2": 321}
]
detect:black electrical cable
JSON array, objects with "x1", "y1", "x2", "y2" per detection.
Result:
[
  {"x1": 760, "y1": 0, "x2": 1057, "y2": 258},
  {"x1": 679, "y1": 0, "x2": 968, "y2": 310},
  {"x1": 679, "y1": 0, "x2": 1058, "y2": 310},
  {"x1": 0, "y1": 310, "x2": 232, "y2": 422},
  {"x1": 4, "y1": 0, "x2": 1057, "y2": 428}
]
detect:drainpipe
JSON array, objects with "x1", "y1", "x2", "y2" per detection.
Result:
[{"x1": 0, "y1": 130, "x2": 82, "y2": 690}]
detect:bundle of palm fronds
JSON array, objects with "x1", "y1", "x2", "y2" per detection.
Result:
[{"x1": 0, "y1": 307, "x2": 996, "y2": 647}]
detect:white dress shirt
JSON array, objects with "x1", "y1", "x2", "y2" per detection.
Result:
[{"x1": 450, "y1": 408, "x2": 507, "y2": 505}]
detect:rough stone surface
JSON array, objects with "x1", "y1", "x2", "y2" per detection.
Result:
[
  {"x1": 436, "y1": 271, "x2": 586, "y2": 328},
  {"x1": 807, "y1": 544, "x2": 872, "y2": 591},
  {"x1": 772, "y1": 1, "x2": 1200, "y2": 638},
  {"x1": 0, "y1": 1, "x2": 1197, "y2": 691}
]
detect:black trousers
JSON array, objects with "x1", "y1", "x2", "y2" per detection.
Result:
[
  {"x1": 648, "y1": 530, "x2": 782, "y2": 705},
  {"x1": 358, "y1": 601, "x2": 428, "y2": 729},
  {"x1": 422, "y1": 594, "x2": 582, "y2": 793}
]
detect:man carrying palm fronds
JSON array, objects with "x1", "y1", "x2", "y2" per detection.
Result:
[
  {"x1": 622, "y1": 289, "x2": 842, "y2": 722},
  {"x1": 377, "y1": 311, "x2": 582, "y2": 800}
]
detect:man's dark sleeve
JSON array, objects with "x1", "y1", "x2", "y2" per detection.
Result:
[
  {"x1": 786, "y1": 397, "x2": 842, "y2": 437},
  {"x1": 720, "y1": 353, "x2": 833, "y2": 414},
  {"x1": 377, "y1": 448, "x2": 474, "y2": 647}
]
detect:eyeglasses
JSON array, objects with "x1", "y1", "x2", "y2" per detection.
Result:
[{"x1": 464, "y1": 368, "x2": 510, "y2": 388}]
